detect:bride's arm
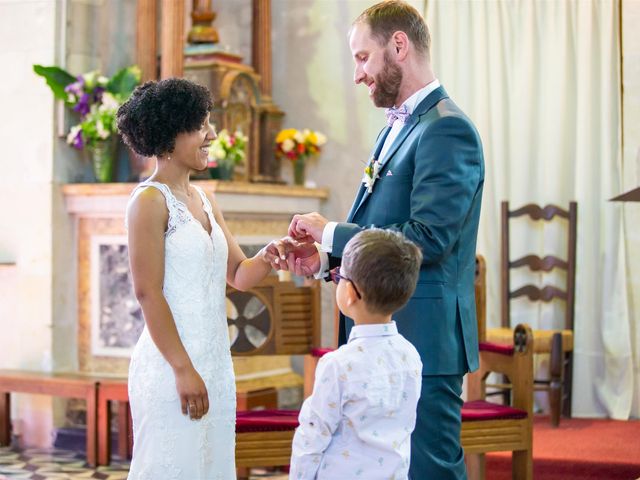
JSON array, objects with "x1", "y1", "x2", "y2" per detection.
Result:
[
  {"x1": 127, "y1": 188, "x2": 209, "y2": 420},
  {"x1": 206, "y1": 191, "x2": 276, "y2": 291}
]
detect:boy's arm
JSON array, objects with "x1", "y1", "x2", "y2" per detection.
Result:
[{"x1": 289, "y1": 356, "x2": 343, "y2": 479}]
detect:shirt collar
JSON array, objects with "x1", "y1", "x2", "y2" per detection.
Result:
[
  {"x1": 399, "y1": 78, "x2": 441, "y2": 115},
  {"x1": 348, "y1": 321, "x2": 398, "y2": 342}
]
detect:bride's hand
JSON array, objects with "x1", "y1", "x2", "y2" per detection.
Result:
[
  {"x1": 174, "y1": 365, "x2": 209, "y2": 420},
  {"x1": 260, "y1": 236, "x2": 308, "y2": 271}
]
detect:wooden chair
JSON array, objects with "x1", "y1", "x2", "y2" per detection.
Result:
[
  {"x1": 463, "y1": 255, "x2": 534, "y2": 480},
  {"x1": 486, "y1": 202, "x2": 577, "y2": 426}
]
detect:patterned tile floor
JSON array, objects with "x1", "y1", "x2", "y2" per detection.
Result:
[{"x1": 0, "y1": 447, "x2": 288, "y2": 480}]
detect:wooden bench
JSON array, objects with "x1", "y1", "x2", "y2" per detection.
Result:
[
  {"x1": 96, "y1": 378, "x2": 131, "y2": 466},
  {"x1": 0, "y1": 370, "x2": 101, "y2": 466}
]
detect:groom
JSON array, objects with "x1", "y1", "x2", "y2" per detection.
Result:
[{"x1": 285, "y1": 2, "x2": 484, "y2": 478}]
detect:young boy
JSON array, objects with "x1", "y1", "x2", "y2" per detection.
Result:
[{"x1": 289, "y1": 229, "x2": 424, "y2": 480}]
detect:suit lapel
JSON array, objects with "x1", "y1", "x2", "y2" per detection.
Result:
[
  {"x1": 349, "y1": 86, "x2": 450, "y2": 221},
  {"x1": 347, "y1": 126, "x2": 391, "y2": 222}
]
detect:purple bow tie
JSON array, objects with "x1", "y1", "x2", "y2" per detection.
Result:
[{"x1": 385, "y1": 104, "x2": 410, "y2": 127}]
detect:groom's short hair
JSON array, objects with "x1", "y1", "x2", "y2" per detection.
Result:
[
  {"x1": 342, "y1": 229, "x2": 423, "y2": 316},
  {"x1": 354, "y1": 0, "x2": 431, "y2": 58}
]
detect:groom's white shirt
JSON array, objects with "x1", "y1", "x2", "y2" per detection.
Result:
[{"x1": 315, "y1": 79, "x2": 441, "y2": 278}]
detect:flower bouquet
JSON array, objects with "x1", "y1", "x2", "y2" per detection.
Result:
[
  {"x1": 33, "y1": 64, "x2": 141, "y2": 182},
  {"x1": 275, "y1": 128, "x2": 327, "y2": 185},
  {"x1": 207, "y1": 129, "x2": 248, "y2": 181}
]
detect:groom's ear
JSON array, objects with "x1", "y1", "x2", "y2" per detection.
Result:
[{"x1": 391, "y1": 31, "x2": 410, "y2": 61}]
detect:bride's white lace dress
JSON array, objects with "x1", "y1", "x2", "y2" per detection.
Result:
[{"x1": 126, "y1": 181, "x2": 236, "y2": 480}]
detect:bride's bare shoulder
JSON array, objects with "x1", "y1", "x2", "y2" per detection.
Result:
[{"x1": 127, "y1": 185, "x2": 168, "y2": 227}]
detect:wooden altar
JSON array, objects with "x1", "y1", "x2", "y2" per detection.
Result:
[
  {"x1": 63, "y1": 181, "x2": 328, "y2": 393},
  {"x1": 135, "y1": 0, "x2": 285, "y2": 184}
]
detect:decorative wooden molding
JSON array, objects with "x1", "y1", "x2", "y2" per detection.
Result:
[
  {"x1": 160, "y1": 0, "x2": 185, "y2": 78},
  {"x1": 136, "y1": 0, "x2": 158, "y2": 82},
  {"x1": 252, "y1": 0, "x2": 272, "y2": 98},
  {"x1": 62, "y1": 181, "x2": 328, "y2": 199}
]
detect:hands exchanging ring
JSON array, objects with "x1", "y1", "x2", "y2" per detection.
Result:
[{"x1": 260, "y1": 212, "x2": 329, "y2": 277}]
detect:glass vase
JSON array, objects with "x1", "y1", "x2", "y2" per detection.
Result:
[
  {"x1": 89, "y1": 138, "x2": 117, "y2": 183},
  {"x1": 209, "y1": 161, "x2": 234, "y2": 181},
  {"x1": 293, "y1": 156, "x2": 306, "y2": 186}
]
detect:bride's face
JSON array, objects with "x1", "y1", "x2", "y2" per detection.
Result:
[{"x1": 171, "y1": 113, "x2": 216, "y2": 171}]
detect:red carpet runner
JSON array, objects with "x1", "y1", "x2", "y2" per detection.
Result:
[{"x1": 486, "y1": 415, "x2": 640, "y2": 480}]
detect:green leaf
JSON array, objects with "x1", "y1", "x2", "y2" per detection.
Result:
[
  {"x1": 33, "y1": 65, "x2": 76, "y2": 102},
  {"x1": 107, "y1": 65, "x2": 141, "y2": 100}
]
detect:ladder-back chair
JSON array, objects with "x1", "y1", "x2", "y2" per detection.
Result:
[{"x1": 487, "y1": 201, "x2": 577, "y2": 426}]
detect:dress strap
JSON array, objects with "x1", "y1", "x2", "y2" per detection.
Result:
[{"x1": 193, "y1": 186, "x2": 215, "y2": 222}]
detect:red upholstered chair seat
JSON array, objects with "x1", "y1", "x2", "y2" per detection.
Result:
[
  {"x1": 461, "y1": 400, "x2": 527, "y2": 421},
  {"x1": 479, "y1": 341, "x2": 514, "y2": 355},
  {"x1": 311, "y1": 347, "x2": 334, "y2": 357},
  {"x1": 235, "y1": 402, "x2": 526, "y2": 435},
  {"x1": 236, "y1": 410, "x2": 299, "y2": 433}
]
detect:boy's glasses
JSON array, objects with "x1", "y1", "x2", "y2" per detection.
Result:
[{"x1": 329, "y1": 267, "x2": 362, "y2": 299}]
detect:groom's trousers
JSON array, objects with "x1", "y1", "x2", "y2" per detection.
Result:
[{"x1": 410, "y1": 374, "x2": 467, "y2": 480}]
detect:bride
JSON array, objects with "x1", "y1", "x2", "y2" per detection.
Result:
[{"x1": 118, "y1": 78, "x2": 294, "y2": 479}]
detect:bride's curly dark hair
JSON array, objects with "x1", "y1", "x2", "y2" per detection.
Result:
[{"x1": 117, "y1": 78, "x2": 213, "y2": 157}]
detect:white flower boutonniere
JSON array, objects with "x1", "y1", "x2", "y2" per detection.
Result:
[{"x1": 362, "y1": 158, "x2": 382, "y2": 193}]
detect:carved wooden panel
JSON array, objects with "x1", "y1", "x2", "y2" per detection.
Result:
[{"x1": 227, "y1": 277, "x2": 320, "y2": 356}]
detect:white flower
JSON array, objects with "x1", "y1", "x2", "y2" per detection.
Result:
[
  {"x1": 281, "y1": 138, "x2": 295, "y2": 153},
  {"x1": 66, "y1": 125, "x2": 82, "y2": 145},
  {"x1": 361, "y1": 158, "x2": 382, "y2": 193},
  {"x1": 293, "y1": 130, "x2": 305, "y2": 144},
  {"x1": 210, "y1": 144, "x2": 226, "y2": 160},
  {"x1": 101, "y1": 92, "x2": 119, "y2": 111},
  {"x1": 218, "y1": 129, "x2": 231, "y2": 143},
  {"x1": 315, "y1": 132, "x2": 327, "y2": 146},
  {"x1": 96, "y1": 120, "x2": 110, "y2": 139}
]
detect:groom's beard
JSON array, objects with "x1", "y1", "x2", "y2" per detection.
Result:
[{"x1": 372, "y1": 51, "x2": 403, "y2": 108}]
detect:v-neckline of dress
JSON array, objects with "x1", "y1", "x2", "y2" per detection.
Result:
[{"x1": 152, "y1": 181, "x2": 214, "y2": 238}]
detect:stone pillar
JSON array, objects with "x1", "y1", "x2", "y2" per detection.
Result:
[
  {"x1": 252, "y1": 0, "x2": 272, "y2": 99},
  {"x1": 161, "y1": 0, "x2": 185, "y2": 78},
  {"x1": 136, "y1": 0, "x2": 158, "y2": 82}
]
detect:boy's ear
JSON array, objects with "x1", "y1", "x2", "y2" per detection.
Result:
[{"x1": 346, "y1": 282, "x2": 359, "y2": 306}]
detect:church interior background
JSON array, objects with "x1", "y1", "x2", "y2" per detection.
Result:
[{"x1": 0, "y1": 0, "x2": 639, "y2": 478}]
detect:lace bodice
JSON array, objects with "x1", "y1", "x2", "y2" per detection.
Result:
[{"x1": 126, "y1": 181, "x2": 236, "y2": 480}]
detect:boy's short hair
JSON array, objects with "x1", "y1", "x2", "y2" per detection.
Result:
[{"x1": 342, "y1": 229, "x2": 423, "y2": 315}]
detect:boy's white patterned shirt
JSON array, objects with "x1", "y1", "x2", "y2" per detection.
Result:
[{"x1": 290, "y1": 321, "x2": 423, "y2": 480}]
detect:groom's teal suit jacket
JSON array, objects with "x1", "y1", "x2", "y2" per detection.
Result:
[{"x1": 331, "y1": 86, "x2": 484, "y2": 376}]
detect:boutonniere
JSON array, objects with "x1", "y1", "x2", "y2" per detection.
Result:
[{"x1": 362, "y1": 157, "x2": 382, "y2": 193}]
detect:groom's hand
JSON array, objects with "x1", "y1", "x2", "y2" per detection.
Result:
[
  {"x1": 285, "y1": 240, "x2": 321, "y2": 277},
  {"x1": 288, "y1": 212, "x2": 328, "y2": 243}
]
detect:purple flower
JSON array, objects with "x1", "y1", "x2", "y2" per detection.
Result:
[
  {"x1": 92, "y1": 86, "x2": 105, "y2": 104},
  {"x1": 71, "y1": 130, "x2": 84, "y2": 150},
  {"x1": 64, "y1": 78, "x2": 85, "y2": 96},
  {"x1": 73, "y1": 93, "x2": 91, "y2": 116}
]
